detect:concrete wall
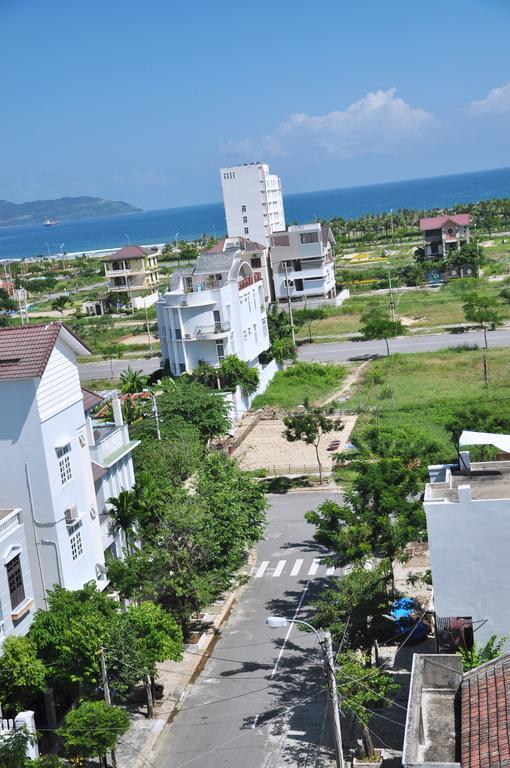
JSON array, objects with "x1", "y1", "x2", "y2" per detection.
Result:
[
  {"x1": 425, "y1": 487, "x2": 510, "y2": 648},
  {"x1": 223, "y1": 358, "x2": 280, "y2": 418}
]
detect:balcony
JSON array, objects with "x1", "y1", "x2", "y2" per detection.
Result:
[
  {"x1": 89, "y1": 424, "x2": 140, "y2": 469},
  {"x1": 0, "y1": 509, "x2": 21, "y2": 540},
  {"x1": 238, "y1": 273, "x2": 262, "y2": 291},
  {"x1": 192, "y1": 322, "x2": 231, "y2": 338}
]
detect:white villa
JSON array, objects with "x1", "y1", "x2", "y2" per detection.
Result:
[{"x1": 270, "y1": 222, "x2": 337, "y2": 303}]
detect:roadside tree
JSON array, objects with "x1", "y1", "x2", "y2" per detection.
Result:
[
  {"x1": 119, "y1": 365, "x2": 147, "y2": 393},
  {"x1": 360, "y1": 306, "x2": 406, "y2": 355},
  {"x1": 50, "y1": 295, "x2": 70, "y2": 316},
  {"x1": 462, "y1": 293, "x2": 502, "y2": 348},
  {"x1": 293, "y1": 306, "x2": 327, "y2": 342},
  {"x1": 283, "y1": 400, "x2": 343, "y2": 484},
  {"x1": 0, "y1": 636, "x2": 47, "y2": 716},
  {"x1": 336, "y1": 651, "x2": 398, "y2": 759},
  {"x1": 157, "y1": 378, "x2": 231, "y2": 442},
  {"x1": 58, "y1": 700, "x2": 130, "y2": 768}
]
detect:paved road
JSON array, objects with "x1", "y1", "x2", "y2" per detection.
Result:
[
  {"x1": 78, "y1": 327, "x2": 510, "y2": 381},
  {"x1": 153, "y1": 490, "x2": 343, "y2": 768},
  {"x1": 297, "y1": 327, "x2": 510, "y2": 363}
]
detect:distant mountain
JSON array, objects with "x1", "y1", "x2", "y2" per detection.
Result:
[{"x1": 0, "y1": 196, "x2": 143, "y2": 227}]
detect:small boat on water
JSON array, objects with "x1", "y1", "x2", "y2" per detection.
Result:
[{"x1": 44, "y1": 218, "x2": 60, "y2": 226}]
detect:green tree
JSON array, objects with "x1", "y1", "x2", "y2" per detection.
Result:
[
  {"x1": 271, "y1": 335, "x2": 297, "y2": 363},
  {"x1": 446, "y1": 402, "x2": 510, "y2": 451},
  {"x1": 458, "y1": 635, "x2": 506, "y2": 671},
  {"x1": 336, "y1": 651, "x2": 398, "y2": 759},
  {"x1": 448, "y1": 240, "x2": 485, "y2": 274},
  {"x1": 192, "y1": 360, "x2": 220, "y2": 389},
  {"x1": 312, "y1": 564, "x2": 393, "y2": 655},
  {"x1": 360, "y1": 306, "x2": 406, "y2": 355},
  {"x1": 106, "y1": 489, "x2": 139, "y2": 554},
  {"x1": 0, "y1": 636, "x2": 47, "y2": 716},
  {"x1": 218, "y1": 355, "x2": 259, "y2": 396},
  {"x1": 305, "y1": 458, "x2": 426, "y2": 585},
  {"x1": 283, "y1": 400, "x2": 343, "y2": 483},
  {"x1": 264, "y1": 306, "x2": 296, "y2": 362},
  {"x1": 119, "y1": 366, "x2": 148, "y2": 394},
  {"x1": 50, "y1": 295, "x2": 70, "y2": 316},
  {"x1": 131, "y1": 420, "x2": 204, "y2": 486},
  {"x1": 157, "y1": 378, "x2": 231, "y2": 442},
  {"x1": 102, "y1": 343, "x2": 123, "y2": 378},
  {"x1": 58, "y1": 700, "x2": 130, "y2": 768},
  {"x1": 462, "y1": 293, "x2": 502, "y2": 348},
  {"x1": 293, "y1": 306, "x2": 327, "y2": 342},
  {"x1": 0, "y1": 727, "x2": 59, "y2": 768}
]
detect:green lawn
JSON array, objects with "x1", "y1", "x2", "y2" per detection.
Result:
[
  {"x1": 344, "y1": 346, "x2": 510, "y2": 458},
  {"x1": 252, "y1": 362, "x2": 347, "y2": 409}
]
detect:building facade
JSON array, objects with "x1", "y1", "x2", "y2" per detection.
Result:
[
  {"x1": 205, "y1": 236, "x2": 273, "y2": 303},
  {"x1": 0, "y1": 508, "x2": 35, "y2": 642},
  {"x1": 157, "y1": 245, "x2": 270, "y2": 377},
  {"x1": 419, "y1": 214, "x2": 471, "y2": 261},
  {"x1": 270, "y1": 223, "x2": 336, "y2": 303},
  {"x1": 220, "y1": 162, "x2": 286, "y2": 246},
  {"x1": 424, "y1": 431, "x2": 510, "y2": 651},
  {"x1": 103, "y1": 246, "x2": 160, "y2": 300},
  {"x1": 0, "y1": 323, "x2": 138, "y2": 639}
]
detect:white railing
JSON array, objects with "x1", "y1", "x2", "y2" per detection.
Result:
[{"x1": 194, "y1": 322, "x2": 231, "y2": 337}]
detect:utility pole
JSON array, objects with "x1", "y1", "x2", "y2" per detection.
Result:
[
  {"x1": 387, "y1": 262, "x2": 396, "y2": 322},
  {"x1": 152, "y1": 394, "x2": 161, "y2": 441},
  {"x1": 144, "y1": 297, "x2": 153, "y2": 357},
  {"x1": 99, "y1": 647, "x2": 118, "y2": 768},
  {"x1": 283, "y1": 260, "x2": 296, "y2": 346},
  {"x1": 323, "y1": 630, "x2": 345, "y2": 768}
]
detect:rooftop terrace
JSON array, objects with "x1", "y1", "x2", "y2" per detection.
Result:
[{"x1": 425, "y1": 460, "x2": 510, "y2": 503}]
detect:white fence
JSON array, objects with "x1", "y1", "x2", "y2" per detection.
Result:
[{"x1": 0, "y1": 711, "x2": 39, "y2": 759}]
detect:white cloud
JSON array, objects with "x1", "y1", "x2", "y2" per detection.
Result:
[
  {"x1": 468, "y1": 82, "x2": 510, "y2": 114},
  {"x1": 222, "y1": 89, "x2": 434, "y2": 159}
]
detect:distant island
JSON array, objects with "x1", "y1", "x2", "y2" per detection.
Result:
[{"x1": 0, "y1": 196, "x2": 142, "y2": 227}]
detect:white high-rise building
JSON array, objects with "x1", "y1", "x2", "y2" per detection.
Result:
[{"x1": 220, "y1": 162, "x2": 286, "y2": 246}]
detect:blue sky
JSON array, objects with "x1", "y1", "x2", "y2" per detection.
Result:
[{"x1": 1, "y1": 0, "x2": 509, "y2": 209}]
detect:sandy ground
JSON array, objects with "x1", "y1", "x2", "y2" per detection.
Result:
[
  {"x1": 235, "y1": 414, "x2": 357, "y2": 474},
  {"x1": 119, "y1": 332, "x2": 158, "y2": 346}
]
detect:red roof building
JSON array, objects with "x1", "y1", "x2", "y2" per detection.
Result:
[{"x1": 0, "y1": 322, "x2": 90, "y2": 381}]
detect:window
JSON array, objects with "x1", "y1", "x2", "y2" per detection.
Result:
[
  {"x1": 57, "y1": 444, "x2": 72, "y2": 486},
  {"x1": 243, "y1": 216, "x2": 248, "y2": 224},
  {"x1": 70, "y1": 531, "x2": 83, "y2": 561},
  {"x1": 179, "y1": 363, "x2": 186, "y2": 373},
  {"x1": 216, "y1": 340, "x2": 225, "y2": 361},
  {"x1": 175, "y1": 328, "x2": 182, "y2": 340},
  {"x1": 253, "y1": 323, "x2": 258, "y2": 342},
  {"x1": 241, "y1": 205, "x2": 246, "y2": 213},
  {"x1": 262, "y1": 317, "x2": 268, "y2": 336},
  {"x1": 300, "y1": 232, "x2": 319, "y2": 244},
  {"x1": 7, "y1": 556, "x2": 25, "y2": 609},
  {"x1": 251, "y1": 257, "x2": 261, "y2": 268},
  {"x1": 244, "y1": 228, "x2": 249, "y2": 235},
  {"x1": 243, "y1": 330, "x2": 248, "y2": 341}
]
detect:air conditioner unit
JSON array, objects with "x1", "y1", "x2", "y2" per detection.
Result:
[
  {"x1": 180, "y1": 299, "x2": 188, "y2": 306},
  {"x1": 78, "y1": 434, "x2": 86, "y2": 448},
  {"x1": 184, "y1": 333, "x2": 192, "y2": 340},
  {"x1": 65, "y1": 506, "x2": 79, "y2": 524}
]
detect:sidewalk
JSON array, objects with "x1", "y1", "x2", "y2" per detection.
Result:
[{"x1": 115, "y1": 556, "x2": 254, "y2": 768}]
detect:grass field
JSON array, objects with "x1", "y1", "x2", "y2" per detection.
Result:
[
  {"x1": 300, "y1": 278, "x2": 510, "y2": 339},
  {"x1": 251, "y1": 362, "x2": 347, "y2": 409},
  {"x1": 343, "y1": 346, "x2": 510, "y2": 459}
]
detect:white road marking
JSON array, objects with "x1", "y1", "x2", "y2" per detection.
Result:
[
  {"x1": 326, "y1": 566, "x2": 335, "y2": 576},
  {"x1": 251, "y1": 714, "x2": 259, "y2": 729},
  {"x1": 307, "y1": 558, "x2": 320, "y2": 576},
  {"x1": 255, "y1": 561, "x2": 269, "y2": 578},
  {"x1": 270, "y1": 582, "x2": 309, "y2": 679},
  {"x1": 290, "y1": 559, "x2": 303, "y2": 576},
  {"x1": 273, "y1": 560, "x2": 286, "y2": 578}
]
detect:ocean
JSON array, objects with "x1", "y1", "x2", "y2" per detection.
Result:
[{"x1": 1, "y1": 166, "x2": 509, "y2": 261}]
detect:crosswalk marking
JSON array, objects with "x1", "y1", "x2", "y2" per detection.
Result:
[
  {"x1": 326, "y1": 566, "x2": 335, "y2": 576},
  {"x1": 273, "y1": 560, "x2": 286, "y2": 578},
  {"x1": 255, "y1": 561, "x2": 269, "y2": 578},
  {"x1": 290, "y1": 559, "x2": 303, "y2": 576},
  {"x1": 308, "y1": 558, "x2": 320, "y2": 576}
]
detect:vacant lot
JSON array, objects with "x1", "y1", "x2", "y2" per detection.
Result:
[
  {"x1": 251, "y1": 362, "x2": 347, "y2": 409},
  {"x1": 301, "y1": 278, "x2": 510, "y2": 338},
  {"x1": 344, "y1": 346, "x2": 510, "y2": 458}
]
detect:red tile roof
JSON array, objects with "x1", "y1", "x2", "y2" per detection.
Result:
[
  {"x1": 104, "y1": 245, "x2": 151, "y2": 263},
  {"x1": 461, "y1": 655, "x2": 510, "y2": 768},
  {"x1": 82, "y1": 386, "x2": 104, "y2": 412},
  {"x1": 0, "y1": 322, "x2": 89, "y2": 381},
  {"x1": 420, "y1": 214, "x2": 471, "y2": 231}
]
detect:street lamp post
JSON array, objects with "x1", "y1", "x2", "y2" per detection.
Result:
[{"x1": 267, "y1": 616, "x2": 344, "y2": 768}]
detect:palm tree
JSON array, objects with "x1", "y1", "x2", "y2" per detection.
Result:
[
  {"x1": 106, "y1": 489, "x2": 138, "y2": 554},
  {"x1": 120, "y1": 366, "x2": 148, "y2": 394}
]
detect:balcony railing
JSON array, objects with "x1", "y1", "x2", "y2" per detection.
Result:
[
  {"x1": 184, "y1": 279, "x2": 226, "y2": 294},
  {"x1": 238, "y1": 273, "x2": 262, "y2": 291},
  {"x1": 0, "y1": 510, "x2": 21, "y2": 539},
  {"x1": 193, "y1": 322, "x2": 231, "y2": 338}
]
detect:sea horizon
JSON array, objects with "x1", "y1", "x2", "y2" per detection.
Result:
[{"x1": 1, "y1": 165, "x2": 509, "y2": 261}]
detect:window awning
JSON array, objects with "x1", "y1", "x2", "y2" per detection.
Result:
[{"x1": 459, "y1": 430, "x2": 510, "y2": 454}]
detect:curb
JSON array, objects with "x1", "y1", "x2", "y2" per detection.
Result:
[{"x1": 130, "y1": 554, "x2": 255, "y2": 768}]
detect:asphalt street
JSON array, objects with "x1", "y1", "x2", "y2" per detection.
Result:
[
  {"x1": 153, "y1": 490, "x2": 343, "y2": 768},
  {"x1": 77, "y1": 327, "x2": 510, "y2": 381}
]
